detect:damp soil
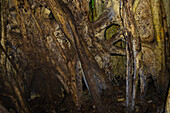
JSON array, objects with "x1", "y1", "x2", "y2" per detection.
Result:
[{"x1": 29, "y1": 79, "x2": 166, "y2": 113}]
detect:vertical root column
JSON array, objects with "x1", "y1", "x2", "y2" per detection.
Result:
[
  {"x1": 68, "y1": 57, "x2": 83, "y2": 110},
  {"x1": 125, "y1": 34, "x2": 133, "y2": 110},
  {"x1": 132, "y1": 39, "x2": 141, "y2": 109}
]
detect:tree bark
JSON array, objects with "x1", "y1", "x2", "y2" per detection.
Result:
[{"x1": 0, "y1": 0, "x2": 169, "y2": 112}]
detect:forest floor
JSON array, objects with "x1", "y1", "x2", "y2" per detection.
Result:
[{"x1": 30, "y1": 78, "x2": 166, "y2": 113}]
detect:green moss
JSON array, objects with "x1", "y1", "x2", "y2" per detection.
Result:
[
  {"x1": 111, "y1": 41, "x2": 126, "y2": 79},
  {"x1": 89, "y1": 0, "x2": 105, "y2": 21},
  {"x1": 106, "y1": 25, "x2": 119, "y2": 39},
  {"x1": 106, "y1": 25, "x2": 126, "y2": 78},
  {"x1": 89, "y1": 1, "x2": 126, "y2": 79}
]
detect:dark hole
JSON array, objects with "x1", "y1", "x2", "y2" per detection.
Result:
[
  {"x1": 82, "y1": 78, "x2": 88, "y2": 90},
  {"x1": 9, "y1": 6, "x2": 16, "y2": 12},
  {"x1": 49, "y1": 12, "x2": 55, "y2": 20},
  {"x1": 65, "y1": 39, "x2": 67, "y2": 42},
  {"x1": 24, "y1": 9, "x2": 27, "y2": 12},
  {"x1": 39, "y1": 4, "x2": 43, "y2": 8},
  {"x1": 85, "y1": 11, "x2": 88, "y2": 15}
]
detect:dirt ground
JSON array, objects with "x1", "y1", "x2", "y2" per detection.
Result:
[{"x1": 28, "y1": 78, "x2": 167, "y2": 113}]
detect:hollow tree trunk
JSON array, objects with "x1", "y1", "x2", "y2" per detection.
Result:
[
  {"x1": 1, "y1": 0, "x2": 30, "y2": 112},
  {"x1": 46, "y1": 1, "x2": 109, "y2": 112},
  {"x1": 124, "y1": 0, "x2": 169, "y2": 111},
  {"x1": 0, "y1": 0, "x2": 169, "y2": 113},
  {"x1": 122, "y1": 0, "x2": 142, "y2": 110}
]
